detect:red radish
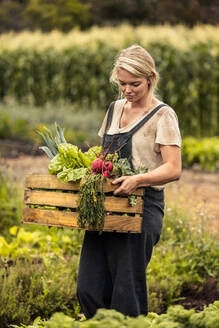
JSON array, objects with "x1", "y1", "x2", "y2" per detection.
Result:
[
  {"x1": 103, "y1": 161, "x2": 113, "y2": 172},
  {"x1": 89, "y1": 140, "x2": 117, "y2": 178},
  {"x1": 103, "y1": 171, "x2": 109, "y2": 178},
  {"x1": 91, "y1": 158, "x2": 104, "y2": 173}
]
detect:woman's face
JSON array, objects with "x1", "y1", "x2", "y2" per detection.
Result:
[{"x1": 117, "y1": 68, "x2": 149, "y2": 103}]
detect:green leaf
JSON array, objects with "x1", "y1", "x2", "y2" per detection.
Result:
[
  {"x1": 57, "y1": 168, "x2": 89, "y2": 182},
  {"x1": 48, "y1": 153, "x2": 65, "y2": 175}
]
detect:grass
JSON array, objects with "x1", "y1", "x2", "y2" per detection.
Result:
[{"x1": 0, "y1": 98, "x2": 105, "y2": 147}]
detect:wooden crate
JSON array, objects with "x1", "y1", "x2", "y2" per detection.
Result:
[{"x1": 23, "y1": 174, "x2": 144, "y2": 233}]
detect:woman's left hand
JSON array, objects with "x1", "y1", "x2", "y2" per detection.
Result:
[{"x1": 112, "y1": 175, "x2": 139, "y2": 195}]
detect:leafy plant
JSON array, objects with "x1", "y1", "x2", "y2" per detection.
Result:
[
  {"x1": 77, "y1": 173, "x2": 105, "y2": 232},
  {"x1": 0, "y1": 257, "x2": 80, "y2": 328},
  {"x1": 37, "y1": 123, "x2": 67, "y2": 159},
  {"x1": 0, "y1": 165, "x2": 22, "y2": 239},
  {"x1": 12, "y1": 302, "x2": 219, "y2": 328},
  {"x1": 182, "y1": 137, "x2": 219, "y2": 172}
]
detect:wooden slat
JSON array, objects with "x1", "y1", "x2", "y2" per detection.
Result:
[
  {"x1": 25, "y1": 174, "x2": 81, "y2": 191},
  {"x1": 24, "y1": 189, "x2": 78, "y2": 208},
  {"x1": 25, "y1": 174, "x2": 144, "y2": 196},
  {"x1": 24, "y1": 190, "x2": 143, "y2": 214},
  {"x1": 22, "y1": 207, "x2": 142, "y2": 233}
]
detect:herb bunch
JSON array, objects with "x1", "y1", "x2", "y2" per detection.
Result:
[{"x1": 77, "y1": 174, "x2": 105, "y2": 233}]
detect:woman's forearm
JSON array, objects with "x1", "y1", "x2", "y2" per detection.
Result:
[
  {"x1": 113, "y1": 145, "x2": 181, "y2": 195},
  {"x1": 136, "y1": 161, "x2": 181, "y2": 188}
]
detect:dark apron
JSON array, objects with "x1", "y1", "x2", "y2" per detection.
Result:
[{"x1": 77, "y1": 101, "x2": 166, "y2": 318}]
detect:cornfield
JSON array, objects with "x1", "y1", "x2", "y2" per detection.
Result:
[
  {"x1": 1, "y1": 24, "x2": 219, "y2": 52},
  {"x1": 0, "y1": 24, "x2": 218, "y2": 137}
]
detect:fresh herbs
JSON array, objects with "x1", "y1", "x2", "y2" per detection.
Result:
[{"x1": 77, "y1": 174, "x2": 105, "y2": 233}]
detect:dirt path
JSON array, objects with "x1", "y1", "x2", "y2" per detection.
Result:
[
  {"x1": 2, "y1": 155, "x2": 219, "y2": 232},
  {"x1": 165, "y1": 169, "x2": 219, "y2": 233}
]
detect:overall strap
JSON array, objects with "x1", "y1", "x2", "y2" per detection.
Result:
[
  {"x1": 127, "y1": 103, "x2": 167, "y2": 136},
  {"x1": 103, "y1": 101, "x2": 116, "y2": 134}
]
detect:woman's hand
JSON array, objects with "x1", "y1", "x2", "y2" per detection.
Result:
[{"x1": 112, "y1": 175, "x2": 140, "y2": 195}]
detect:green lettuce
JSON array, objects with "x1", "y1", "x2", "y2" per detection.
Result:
[
  {"x1": 48, "y1": 153, "x2": 64, "y2": 175},
  {"x1": 58, "y1": 143, "x2": 82, "y2": 167},
  {"x1": 48, "y1": 143, "x2": 102, "y2": 182},
  {"x1": 57, "y1": 168, "x2": 89, "y2": 182}
]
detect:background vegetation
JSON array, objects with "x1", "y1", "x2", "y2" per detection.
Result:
[
  {"x1": 0, "y1": 25, "x2": 219, "y2": 138},
  {"x1": 0, "y1": 167, "x2": 218, "y2": 327},
  {"x1": 0, "y1": 13, "x2": 218, "y2": 327},
  {"x1": 0, "y1": 0, "x2": 218, "y2": 33}
]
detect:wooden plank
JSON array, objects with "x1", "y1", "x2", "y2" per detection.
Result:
[
  {"x1": 22, "y1": 207, "x2": 142, "y2": 233},
  {"x1": 23, "y1": 207, "x2": 78, "y2": 228},
  {"x1": 24, "y1": 189, "x2": 78, "y2": 208},
  {"x1": 24, "y1": 190, "x2": 143, "y2": 214},
  {"x1": 25, "y1": 174, "x2": 144, "y2": 196},
  {"x1": 105, "y1": 196, "x2": 143, "y2": 213},
  {"x1": 25, "y1": 174, "x2": 81, "y2": 191}
]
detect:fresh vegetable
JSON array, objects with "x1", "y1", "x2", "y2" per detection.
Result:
[
  {"x1": 47, "y1": 143, "x2": 102, "y2": 181},
  {"x1": 91, "y1": 158, "x2": 104, "y2": 173},
  {"x1": 102, "y1": 171, "x2": 109, "y2": 178},
  {"x1": 57, "y1": 167, "x2": 89, "y2": 183},
  {"x1": 77, "y1": 174, "x2": 105, "y2": 232},
  {"x1": 14, "y1": 302, "x2": 219, "y2": 328},
  {"x1": 37, "y1": 122, "x2": 67, "y2": 159},
  {"x1": 103, "y1": 161, "x2": 113, "y2": 172},
  {"x1": 89, "y1": 141, "x2": 117, "y2": 177}
]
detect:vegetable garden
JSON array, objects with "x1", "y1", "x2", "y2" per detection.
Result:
[{"x1": 0, "y1": 25, "x2": 219, "y2": 328}]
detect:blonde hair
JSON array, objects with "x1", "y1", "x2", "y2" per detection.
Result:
[{"x1": 110, "y1": 44, "x2": 159, "y2": 98}]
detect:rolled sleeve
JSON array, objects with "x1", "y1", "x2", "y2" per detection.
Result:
[{"x1": 155, "y1": 109, "x2": 181, "y2": 149}]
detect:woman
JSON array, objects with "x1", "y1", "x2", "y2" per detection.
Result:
[{"x1": 77, "y1": 44, "x2": 181, "y2": 318}]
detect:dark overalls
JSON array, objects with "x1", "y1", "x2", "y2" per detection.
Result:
[{"x1": 77, "y1": 102, "x2": 166, "y2": 318}]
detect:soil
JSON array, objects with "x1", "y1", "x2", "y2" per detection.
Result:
[
  {"x1": 176, "y1": 277, "x2": 219, "y2": 311},
  {"x1": 1, "y1": 152, "x2": 219, "y2": 311},
  {"x1": 165, "y1": 168, "x2": 219, "y2": 233}
]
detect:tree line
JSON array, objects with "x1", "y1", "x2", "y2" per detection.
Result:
[{"x1": 0, "y1": 0, "x2": 218, "y2": 33}]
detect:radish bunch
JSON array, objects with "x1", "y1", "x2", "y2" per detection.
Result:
[
  {"x1": 91, "y1": 158, "x2": 114, "y2": 178},
  {"x1": 90, "y1": 142, "x2": 117, "y2": 178}
]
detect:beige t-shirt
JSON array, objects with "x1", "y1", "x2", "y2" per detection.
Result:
[{"x1": 98, "y1": 99, "x2": 181, "y2": 190}]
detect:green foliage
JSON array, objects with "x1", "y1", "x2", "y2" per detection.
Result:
[
  {"x1": 12, "y1": 302, "x2": 219, "y2": 328},
  {"x1": 0, "y1": 100, "x2": 104, "y2": 149},
  {"x1": 25, "y1": 0, "x2": 90, "y2": 32},
  {"x1": 0, "y1": 42, "x2": 218, "y2": 137},
  {"x1": 77, "y1": 174, "x2": 105, "y2": 231},
  {"x1": 182, "y1": 137, "x2": 219, "y2": 172},
  {"x1": 37, "y1": 123, "x2": 67, "y2": 159},
  {"x1": 0, "y1": 225, "x2": 83, "y2": 260},
  {"x1": 0, "y1": 166, "x2": 218, "y2": 326},
  {"x1": 0, "y1": 110, "x2": 32, "y2": 141},
  {"x1": 0, "y1": 0, "x2": 30, "y2": 33},
  {"x1": 0, "y1": 166, "x2": 22, "y2": 239},
  {"x1": 1, "y1": 99, "x2": 219, "y2": 171},
  {"x1": 147, "y1": 204, "x2": 219, "y2": 311},
  {"x1": 0, "y1": 257, "x2": 80, "y2": 328},
  {"x1": 82, "y1": 1, "x2": 219, "y2": 27},
  {"x1": 0, "y1": 111, "x2": 11, "y2": 138},
  {"x1": 0, "y1": 0, "x2": 90, "y2": 33},
  {"x1": 0, "y1": 223, "x2": 83, "y2": 327},
  {"x1": 48, "y1": 143, "x2": 102, "y2": 181},
  {"x1": 0, "y1": 1, "x2": 219, "y2": 33}
]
